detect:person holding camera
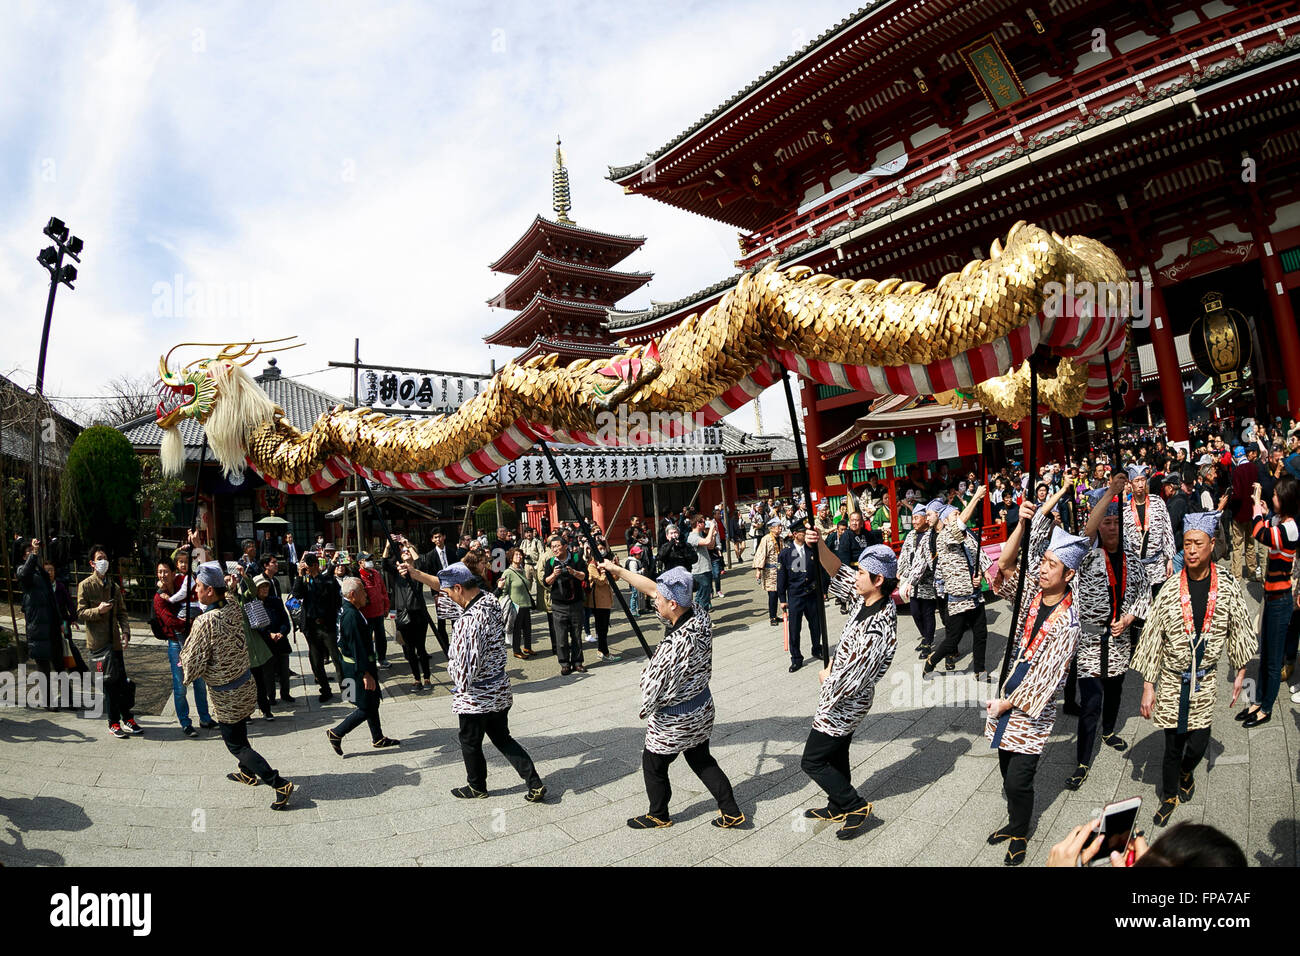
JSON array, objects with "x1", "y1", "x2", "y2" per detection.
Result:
[
  {"x1": 544, "y1": 535, "x2": 588, "y2": 675},
  {"x1": 292, "y1": 551, "x2": 340, "y2": 703}
]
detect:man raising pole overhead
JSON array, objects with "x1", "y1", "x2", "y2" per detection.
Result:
[
  {"x1": 1064, "y1": 476, "x2": 1150, "y2": 791},
  {"x1": 1124, "y1": 463, "x2": 1176, "y2": 603},
  {"x1": 1130, "y1": 511, "x2": 1255, "y2": 829},
  {"x1": 601, "y1": 562, "x2": 745, "y2": 831},
  {"x1": 897, "y1": 503, "x2": 939, "y2": 661},
  {"x1": 985, "y1": 504, "x2": 1087, "y2": 866},
  {"x1": 913, "y1": 486, "x2": 992, "y2": 680},
  {"x1": 798, "y1": 531, "x2": 899, "y2": 840}
]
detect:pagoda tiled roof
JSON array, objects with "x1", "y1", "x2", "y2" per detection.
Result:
[
  {"x1": 489, "y1": 215, "x2": 647, "y2": 275},
  {"x1": 490, "y1": 252, "x2": 653, "y2": 311},
  {"x1": 486, "y1": 293, "x2": 619, "y2": 347}
]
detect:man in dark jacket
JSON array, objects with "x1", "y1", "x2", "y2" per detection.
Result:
[
  {"x1": 292, "y1": 553, "x2": 342, "y2": 702},
  {"x1": 835, "y1": 512, "x2": 876, "y2": 567},
  {"x1": 656, "y1": 524, "x2": 696, "y2": 573},
  {"x1": 327, "y1": 578, "x2": 398, "y2": 754},
  {"x1": 776, "y1": 520, "x2": 829, "y2": 672},
  {"x1": 18, "y1": 539, "x2": 64, "y2": 708}
]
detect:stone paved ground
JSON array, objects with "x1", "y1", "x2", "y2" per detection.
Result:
[{"x1": 1, "y1": 559, "x2": 1296, "y2": 866}]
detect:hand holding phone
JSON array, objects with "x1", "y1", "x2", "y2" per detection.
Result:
[{"x1": 1090, "y1": 797, "x2": 1141, "y2": 866}]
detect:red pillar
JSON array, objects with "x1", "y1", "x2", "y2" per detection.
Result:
[
  {"x1": 1250, "y1": 212, "x2": 1300, "y2": 417},
  {"x1": 799, "y1": 377, "x2": 828, "y2": 504},
  {"x1": 1142, "y1": 266, "x2": 1190, "y2": 445}
]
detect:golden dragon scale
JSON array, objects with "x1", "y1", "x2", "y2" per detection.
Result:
[{"x1": 154, "y1": 222, "x2": 1133, "y2": 493}]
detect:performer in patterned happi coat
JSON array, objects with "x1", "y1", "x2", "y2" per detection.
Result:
[
  {"x1": 751, "y1": 517, "x2": 785, "y2": 626},
  {"x1": 897, "y1": 503, "x2": 939, "y2": 660},
  {"x1": 1123, "y1": 463, "x2": 1176, "y2": 602},
  {"x1": 1130, "y1": 511, "x2": 1255, "y2": 828},
  {"x1": 798, "y1": 532, "x2": 899, "y2": 840},
  {"x1": 181, "y1": 562, "x2": 295, "y2": 810},
  {"x1": 1064, "y1": 476, "x2": 1150, "y2": 791},
  {"x1": 601, "y1": 562, "x2": 745, "y2": 830},
  {"x1": 401, "y1": 553, "x2": 547, "y2": 803},
  {"x1": 985, "y1": 507, "x2": 1087, "y2": 866},
  {"x1": 913, "y1": 488, "x2": 993, "y2": 679}
]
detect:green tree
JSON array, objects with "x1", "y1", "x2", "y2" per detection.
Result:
[
  {"x1": 475, "y1": 498, "x2": 517, "y2": 533},
  {"x1": 60, "y1": 425, "x2": 141, "y2": 557},
  {"x1": 136, "y1": 455, "x2": 183, "y2": 559}
]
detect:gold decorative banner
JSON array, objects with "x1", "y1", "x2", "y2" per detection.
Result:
[{"x1": 960, "y1": 34, "x2": 1027, "y2": 110}]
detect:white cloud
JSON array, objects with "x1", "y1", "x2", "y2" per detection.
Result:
[{"x1": 2, "y1": 0, "x2": 849, "y2": 439}]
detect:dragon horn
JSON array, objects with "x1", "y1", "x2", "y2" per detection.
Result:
[{"x1": 215, "y1": 336, "x2": 305, "y2": 367}]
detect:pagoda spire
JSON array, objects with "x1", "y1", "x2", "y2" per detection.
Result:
[{"x1": 553, "y1": 135, "x2": 574, "y2": 224}]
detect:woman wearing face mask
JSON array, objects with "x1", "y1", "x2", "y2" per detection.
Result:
[
  {"x1": 76, "y1": 545, "x2": 140, "y2": 739},
  {"x1": 358, "y1": 552, "x2": 392, "y2": 669}
]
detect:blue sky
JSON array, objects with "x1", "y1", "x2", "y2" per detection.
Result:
[{"x1": 1, "y1": 0, "x2": 853, "y2": 432}]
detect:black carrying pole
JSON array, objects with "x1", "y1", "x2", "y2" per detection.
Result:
[
  {"x1": 359, "y1": 478, "x2": 397, "y2": 552},
  {"x1": 1104, "y1": 360, "x2": 1125, "y2": 558},
  {"x1": 183, "y1": 436, "x2": 209, "y2": 638},
  {"x1": 536, "y1": 440, "x2": 653, "y2": 659},
  {"x1": 998, "y1": 359, "x2": 1038, "y2": 689},
  {"x1": 780, "y1": 373, "x2": 830, "y2": 667}
]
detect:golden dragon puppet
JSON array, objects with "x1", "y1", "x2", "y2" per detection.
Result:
[{"x1": 154, "y1": 222, "x2": 1133, "y2": 493}]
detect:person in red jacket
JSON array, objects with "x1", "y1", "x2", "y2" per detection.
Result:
[
  {"x1": 359, "y1": 552, "x2": 392, "y2": 668},
  {"x1": 1228, "y1": 454, "x2": 1262, "y2": 582},
  {"x1": 154, "y1": 559, "x2": 215, "y2": 737}
]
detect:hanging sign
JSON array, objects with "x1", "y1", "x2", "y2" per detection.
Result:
[{"x1": 360, "y1": 369, "x2": 488, "y2": 414}]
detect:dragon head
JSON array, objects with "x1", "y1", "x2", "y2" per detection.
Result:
[
  {"x1": 588, "y1": 340, "x2": 662, "y2": 410},
  {"x1": 155, "y1": 338, "x2": 300, "y2": 477}
]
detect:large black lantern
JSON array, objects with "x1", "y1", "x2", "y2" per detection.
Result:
[{"x1": 1188, "y1": 291, "x2": 1252, "y2": 389}]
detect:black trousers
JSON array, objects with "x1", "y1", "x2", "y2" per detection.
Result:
[
  {"x1": 367, "y1": 616, "x2": 388, "y2": 663},
  {"x1": 252, "y1": 660, "x2": 275, "y2": 713},
  {"x1": 302, "y1": 618, "x2": 335, "y2": 694},
  {"x1": 998, "y1": 748, "x2": 1040, "y2": 838},
  {"x1": 931, "y1": 604, "x2": 989, "y2": 671},
  {"x1": 767, "y1": 591, "x2": 779, "y2": 621},
  {"x1": 552, "y1": 601, "x2": 584, "y2": 666},
  {"x1": 1076, "y1": 673, "x2": 1125, "y2": 766},
  {"x1": 1162, "y1": 727, "x2": 1212, "y2": 799},
  {"x1": 910, "y1": 597, "x2": 937, "y2": 648},
  {"x1": 334, "y1": 689, "x2": 383, "y2": 741},
  {"x1": 103, "y1": 650, "x2": 133, "y2": 726},
  {"x1": 801, "y1": 728, "x2": 863, "y2": 813},
  {"x1": 643, "y1": 741, "x2": 740, "y2": 818},
  {"x1": 458, "y1": 708, "x2": 541, "y2": 792},
  {"x1": 591, "y1": 607, "x2": 611, "y2": 655},
  {"x1": 272, "y1": 654, "x2": 292, "y2": 699},
  {"x1": 398, "y1": 613, "x2": 431, "y2": 682},
  {"x1": 432, "y1": 617, "x2": 450, "y2": 657},
  {"x1": 512, "y1": 607, "x2": 533, "y2": 653},
  {"x1": 219, "y1": 718, "x2": 283, "y2": 786},
  {"x1": 787, "y1": 594, "x2": 823, "y2": 663},
  {"x1": 1063, "y1": 657, "x2": 1079, "y2": 710}
]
